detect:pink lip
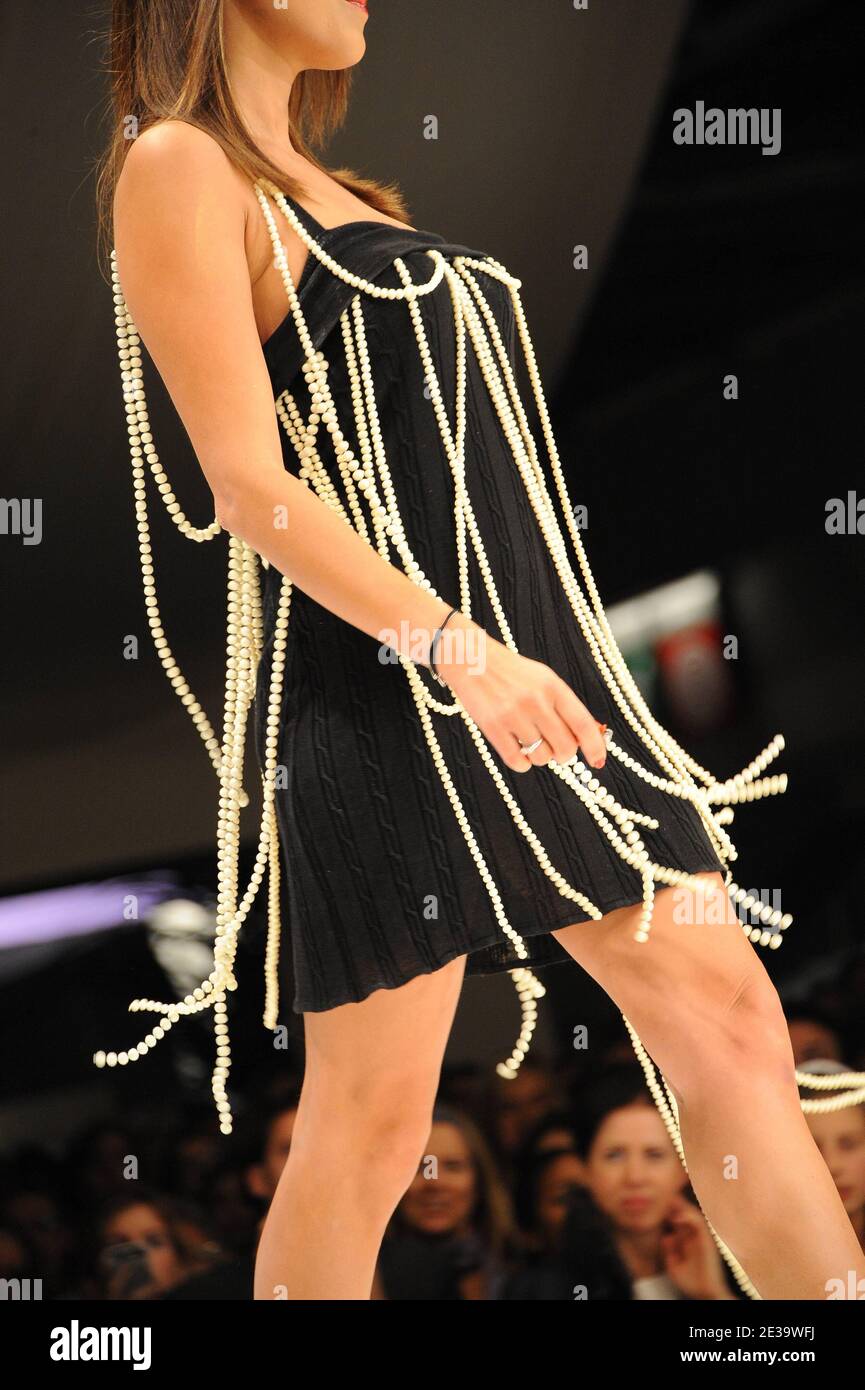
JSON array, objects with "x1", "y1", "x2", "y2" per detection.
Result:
[
  {"x1": 621, "y1": 1197, "x2": 651, "y2": 1211},
  {"x1": 346, "y1": 0, "x2": 368, "y2": 10}
]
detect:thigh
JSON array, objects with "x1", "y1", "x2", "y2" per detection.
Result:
[
  {"x1": 551, "y1": 872, "x2": 790, "y2": 1091},
  {"x1": 300, "y1": 953, "x2": 468, "y2": 1124}
]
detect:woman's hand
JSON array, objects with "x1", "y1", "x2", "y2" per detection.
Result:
[
  {"x1": 433, "y1": 612, "x2": 608, "y2": 773},
  {"x1": 659, "y1": 1194, "x2": 737, "y2": 1300}
]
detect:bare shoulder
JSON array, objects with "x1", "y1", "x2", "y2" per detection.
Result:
[
  {"x1": 114, "y1": 119, "x2": 249, "y2": 247},
  {"x1": 106, "y1": 122, "x2": 291, "y2": 523},
  {"x1": 117, "y1": 118, "x2": 238, "y2": 192}
]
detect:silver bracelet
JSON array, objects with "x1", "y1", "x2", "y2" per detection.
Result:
[{"x1": 429, "y1": 607, "x2": 460, "y2": 686}]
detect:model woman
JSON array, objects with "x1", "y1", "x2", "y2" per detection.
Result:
[{"x1": 94, "y1": 0, "x2": 865, "y2": 1300}]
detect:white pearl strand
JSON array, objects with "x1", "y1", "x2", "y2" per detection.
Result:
[
  {"x1": 252, "y1": 180, "x2": 865, "y2": 1297},
  {"x1": 95, "y1": 250, "x2": 292, "y2": 1134},
  {"x1": 97, "y1": 182, "x2": 865, "y2": 1294},
  {"x1": 257, "y1": 183, "x2": 776, "y2": 953},
  {"x1": 436, "y1": 259, "x2": 805, "y2": 944}
]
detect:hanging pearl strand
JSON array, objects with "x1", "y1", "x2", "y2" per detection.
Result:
[
  {"x1": 96, "y1": 259, "x2": 299, "y2": 1133},
  {"x1": 326, "y1": 270, "x2": 679, "y2": 1045},
  {"x1": 347, "y1": 261, "x2": 519, "y2": 668},
  {"x1": 107, "y1": 252, "x2": 241, "y2": 796},
  {"x1": 399, "y1": 262, "x2": 797, "y2": 954},
  {"x1": 259, "y1": 204, "x2": 547, "y2": 1063},
  {"x1": 797, "y1": 1075, "x2": 865, "y2": 1111},
  {"x1": 622, "y1": 1014, "x2": 865, "y2": 1290},
  {"x1": 452, "y1": 256, "x2": 764, "y2": 911},
  {"x1": 257, "y1": 189, "x2": 549, "y2": 1062},
  {"x1": 620, "y1": 1015, "x2": 763, "y2": 1299},
  {"x1": 398, "y1": 262, "x2": 515, "y2": 647},
  {"x1": 392, "y1": 255, "x2": 723, "y2": 943},
  {"x1": 453, "y1": 258, "x2": 736, "y2": 866},
  {"x1": 315, "y1": 267, "x2": 689, "y2": 1067},
  {"x1": 94, "y1": 518, "x2": 292, "y2": 1133},
  {"x1": 252, "y1": 181, "x2": 865, "y2": 1302},
  {"x1": 446, "y1": 256, "x2": 800, "y2": 949},
  {"x1": 255, "y1": 186, "x2": 770, "y2": 1078},
  {"x1": 98, "y1": 184, "x2": 865, "y2": 1176},
  {"x1": 255, "y1": 181, "x2": 797, "y2": 992},
  {"x1": 502, "y1": 260, "x2": 736, "y2": 802}
]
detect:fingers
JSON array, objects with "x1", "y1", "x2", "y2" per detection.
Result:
[
  {"x1": 489, "y1": 679, "x2": 609, "y2": 773},
  {"x1": 553, "y1": 682, "x2": 608, "y2": 768},
  {"x1": 509, "y1": 705, "x2": 580, "y2": 769},
  {"x1": 500, "y1": 726, "x2": 554, "y2": 772}
]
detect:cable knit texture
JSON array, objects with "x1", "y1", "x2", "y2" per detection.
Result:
[{"x1": 254, "y1": 197, "x2": 724, "y2": 1014}]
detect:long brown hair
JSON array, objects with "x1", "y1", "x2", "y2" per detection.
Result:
[{"x1": 93, "y1": 0, "x2": 411, "y2": 282}]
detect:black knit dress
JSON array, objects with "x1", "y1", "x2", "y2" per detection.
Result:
[{"x1": 253, "y1": 193, "x2": 725, "y2": 1016}]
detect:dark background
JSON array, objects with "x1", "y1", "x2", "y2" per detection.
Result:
[{"x1": 1, "y1": 0, "x2": 863, "y2": 1133}]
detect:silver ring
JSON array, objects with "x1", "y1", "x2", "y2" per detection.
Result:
[{"x1": 519, "y1": 736, "x2": 544, "y2": 755}]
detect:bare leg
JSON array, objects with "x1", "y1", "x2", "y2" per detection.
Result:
[
  {"x1": 551, "y1": 872, "x2": 865, "y2": 1300},
  {"x1": 253, "y1": 953, "x2": 467, "y2": 1300}
]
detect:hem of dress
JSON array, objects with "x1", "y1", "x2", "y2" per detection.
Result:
[{"x1": 290, "y1": 861, "x2": 727, "y2": 1015}]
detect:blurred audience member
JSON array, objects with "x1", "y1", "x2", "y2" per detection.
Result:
[
  {"x1": 501, "y1": 1066, "x2": 739, "y2": 1299},
  {"x1": 518, "y1": 1108, "x2": 580, "y2": 1160},
  {"x1": 0, "y1": 1223, "x2": 41, "y2": 1292},
  {"x1": 159, "y1": 1112, "x2": 225, "y2": 1204},
  {"x1": 64, "y1": 1123, "x2": 136, "y2": 1207},
  {"x1": 161, "y1": 1092, "x2": 301, "y2": 1299},
  {"x1": 483, "y1": 1057, "x2": 564, "y2": 1164},
  {"x1": 0, "y1": 1162, "x2": 76, "y2": 1294},
  {"x1": 511, "y1": 1146, "x2": 586, "y2": 1255},
  {"x1": 85, "y1": 1191, "x2": 211, "y2": 1299},
  {"x1": 799, "y1": 1058, "x2": 865, "y2": 1253},
  {"x1": 245, "y1": 1097, "x2": 299, "y2": 1208},
  {"x1": 373, "y1": 1103, "x2": 515, "y2": 1299},
  {"x1": 787, "y1": 1004, "x2": 844, "y2": 1066}
]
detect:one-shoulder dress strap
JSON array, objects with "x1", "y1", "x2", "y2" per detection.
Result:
[
  {"x1": 265, "y1": 184, "x2": 329, "y2": 238},
  {"x1": 255, "y1": 179, "x2": 471, "y2": 391}
]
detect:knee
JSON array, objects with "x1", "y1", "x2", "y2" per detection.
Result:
[
  {"x1": 678, "y1": 971, "x2": 797, "y2": 1102},
  {"x1": 307, "y1": 1069, "x2": 436, "y2": 1184},
  {"x1": 354, "y1": 1094, "x2": 433, "y2": 1193},
  {"x1": 724, "y1": 971, "x2": 797, "y2": 1074}
]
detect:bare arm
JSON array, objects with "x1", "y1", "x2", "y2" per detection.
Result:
[{"x1": 112, "y1": 122, "x2": 607, "y2": 773}]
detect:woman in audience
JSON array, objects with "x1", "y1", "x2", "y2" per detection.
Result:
[
  {"x1": 86, "y1": 1190, "x2": 212, "y2": 1299},
  {"x1": 511, "y1": 1146, "x2": 587, "y2": 1256},
  {"x1": 800, "y1": 1060, "x2": 865, "y2": 1256},
  {"x1": 373, "y1": 1102, "x2": 516, "y2": 1299},
  {"x1": 501, "y1": 1065, "x2": 739, "y2": 1299}
]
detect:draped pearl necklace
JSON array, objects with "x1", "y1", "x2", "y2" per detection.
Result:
[{"x1": 97, "y1": 176, "x2": 865, "y2": 1299}]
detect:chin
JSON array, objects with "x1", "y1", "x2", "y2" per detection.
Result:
[
  {"x1": 304, "y1": 36, "x2": 366, "y2": 70},
  {"x1": 341, "y1": 37, "x2": 366, "y2": 66},
  {"x1": 266, "y1": 1, "x2": 367, "y2": 70}
]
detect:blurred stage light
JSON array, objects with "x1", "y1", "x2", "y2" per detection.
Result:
[{"x1": 606, "y1": 569, "x2": 735, "y2": 732}]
